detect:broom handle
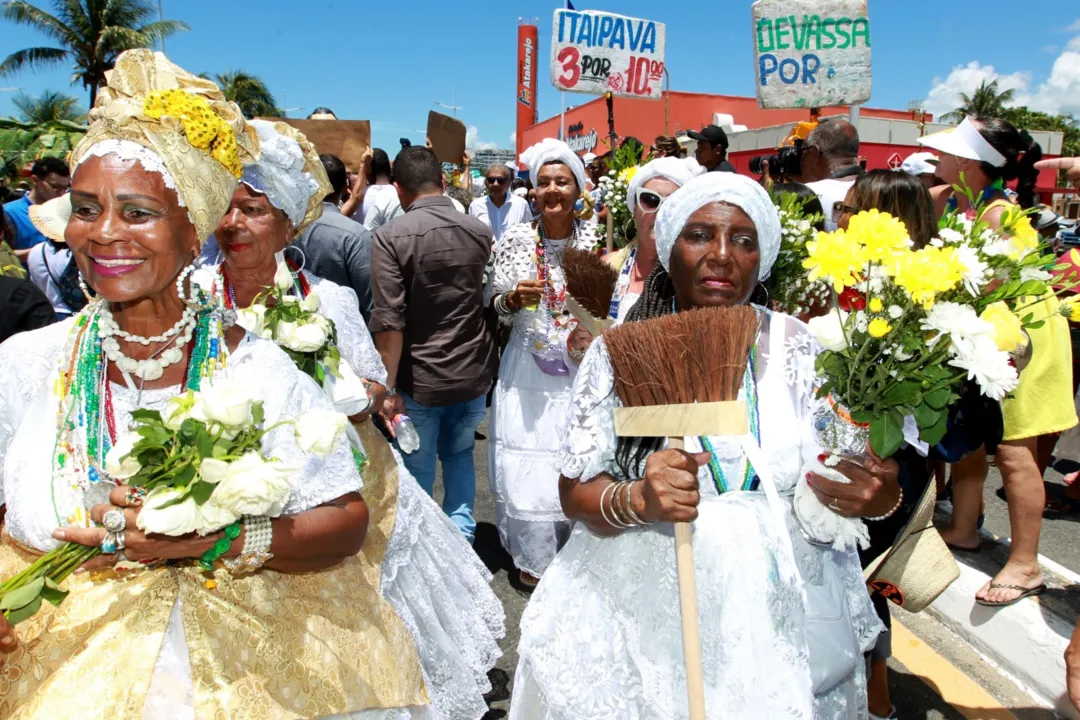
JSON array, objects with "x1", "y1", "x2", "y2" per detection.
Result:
[{"x1": 669, "y1": 436, "x2": 706, "y2": 720}]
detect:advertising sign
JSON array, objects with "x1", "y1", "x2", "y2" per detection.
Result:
[
  {"x1": 516, "y1": 23, "x2": 539, "y2": 161},
  {"x1": 551, "y1": 9, "x2": 666, "y2": 100},
  {"x1": 752, "y1": 0, "x2": 872, "y2": 109}
]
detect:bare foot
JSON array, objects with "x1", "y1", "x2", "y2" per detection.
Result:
[
  {"x1": 938, "y1": 526, "x2": 980, "y2": 551},
  {"x1": 976, "y1": 562, "x2": 1044, "y2": 604}
]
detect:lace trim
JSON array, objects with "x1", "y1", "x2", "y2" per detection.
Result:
[
  {"x1": 75, "y1": 140, "x2": 194, "y2": 225},
  {"x1": 242, "y1": 120, "x2": 320, "y2": 228}
]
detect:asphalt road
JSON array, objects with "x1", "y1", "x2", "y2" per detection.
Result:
[{"x1": 435, "y1": 418, "x2": 1057, "y2": 718}]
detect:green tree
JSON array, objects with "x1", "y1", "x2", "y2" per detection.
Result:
[
  {"x1": 10, "y1": 89, "x2": 84, "y2": 123},
  {"x1": 0, "y1": 0, "x2": 189, "y2": 108},
  {"x1": 0, "y1": 117, "x2": 86, "y2": 181},
  {"x1": 206, "y1": 70, "x2": 281, "y2": 119},
  {"x1": 940, "y1": 79, "x2": 1016, "y2": 123}
]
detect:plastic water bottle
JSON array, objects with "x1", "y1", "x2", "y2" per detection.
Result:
[{"x1": 393, "y1": 414, "x2": 420, "y2": 454}]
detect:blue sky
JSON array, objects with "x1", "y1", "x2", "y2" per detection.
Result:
[{"x1": 1, "y1": 0, "x2": 1078, "y2": 151}]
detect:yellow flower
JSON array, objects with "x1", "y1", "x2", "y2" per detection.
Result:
[
  {"x1": 143, "y1": 89, "x2": 242, "y2": 178},
  {"x1": 618, "y1": 166, "x2": 639, "y2": 184},
  {"x1": 1000, "y1": 207, "x2": 1040, "y2": 258},
  {"x1": 891, "y1": 246, "x2": 964, "y2": 308},
  {"x1": 867, "y1": 318, "x2": 892, "y2": 338},
  {"x1": 980, "y1": 302, "x2": 1026, "y2": 352},
  {"x1": 802, "y1": 229, "x2": 864, "y2": 292},
  {"x1": 868, "y1": 298, "x2": 883, "y2": 313},
  {"x1": 1062, "y1": 298, "x2": 1080, "y2": 323},
  {"x1": 846, "y1": 209, "x2": 912, "y2": 264}
]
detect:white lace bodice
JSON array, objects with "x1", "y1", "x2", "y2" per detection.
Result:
[
  {"x1": 0, "y1": 319, "x2": 362, "y2": 552},
  {"x1": 305, "y1": 271, "x2": 387, "y2": 385}
]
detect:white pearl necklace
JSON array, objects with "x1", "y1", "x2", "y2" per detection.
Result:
[
  {"x1": 99, "y1": 320, "x2": 194, "y2": 381},
  {"x1": 94, "y1": 265, "x2": 198, "y2": 346}
]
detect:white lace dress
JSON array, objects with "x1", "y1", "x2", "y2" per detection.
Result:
[
  {"x1": 309, "y1": 273, "x2": 506, "y2": 720},
  {"x1": 0, "y1": 320, "x2": 436, "y2": 720},
  {"x1": 509, "y1": 310, "x2": 882, "y2": 720},
  {"x1": 485, "y1": 221, "x2": 599, "y2": 576}
]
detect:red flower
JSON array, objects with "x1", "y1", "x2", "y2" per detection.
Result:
[{"x1": 837, "y1": 288, "x2": 866, "y2": 312}]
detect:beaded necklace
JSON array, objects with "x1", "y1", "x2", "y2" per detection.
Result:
[
  {"x1": 699, "y1": 345, "x2": 761, "y2": 494},
  {"x1": 608, "y1": 245, "x2": 638, "y2": 320},
  {"x1": 531, "y1": 220, "x2": 575, "y2": 351},
  {"x1": 50, "y1": 293, "x2": 226, "y2": 527}
]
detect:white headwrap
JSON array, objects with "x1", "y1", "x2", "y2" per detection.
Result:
[
  {"x1": 520, "y1": 138, "x2": 587, "y2": 192},
  {"x1": 655, "y1": 172, "x2": 781, "y2": 281},
  {"x1": 241, "y1": 119, "x2": 322, "y2": 229},
  {"x1": 626, "y1": 157, "x2": 706, "y2": 213}
]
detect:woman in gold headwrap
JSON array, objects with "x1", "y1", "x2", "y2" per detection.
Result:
[{"x1": 0, "y1": 50, "x2": 430, "y2": 719}]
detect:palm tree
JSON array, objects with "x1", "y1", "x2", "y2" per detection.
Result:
[
  {"x1": 0, "y1": 0, "x2": 189, "y2": 108},
  {"x1": 940, "y1": 79, "x2": 1016, "y2": 123},
  {"x1": 208, "y1": 70, "x2": 281, "y2": 119},
  {"x1": 10, "y1": 89, "x2": 84, "y2": 123}
]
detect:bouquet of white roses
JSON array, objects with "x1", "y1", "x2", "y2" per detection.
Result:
[
  {"x1": 597, "y1": 165, "x2": 638, "y2": 249},
  {"x1": 0, "y1": 378, "x2": 347, "y2": 624},
  {"x1": 766, "y1": 191, "x2": 829, "y2": 316}
]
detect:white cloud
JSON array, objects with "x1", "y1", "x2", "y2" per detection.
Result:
[
  {"x1": 509, "y1": 131, "x2": 517, "y2": 145},
  {"x1": 465, "y1": 124, "x2": 497, "y2": 151},
  {"x1": 1067, "y1": 19, "x2": 1080, "y2": 33},
  {"x1": 922, "y1": 36, "x2": 1080, "y2": 119}
]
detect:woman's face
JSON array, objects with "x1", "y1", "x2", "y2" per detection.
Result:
[
  {"x1": 837, "y1": 186, "x2": 857, "y2": 231},
  {"x1": 633, "y1": 177, "x2": 680, "y2": 254},
  {"x1": 669, "y1": 202, "x2": 761, "y2": 309},
  {"x1": 535, "y1": 162, "x2": 578, "y2": 219},
  {"x1": 215, "y1": 183, "x2": 294, "y2": 273},
  {"x1": 66, "y1": 154, "x2": 198, "y2": 304}
]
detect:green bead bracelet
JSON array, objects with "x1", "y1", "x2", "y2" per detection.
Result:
[{"x1": 199, "y1": 521, "x2": 242, "y2": 572}]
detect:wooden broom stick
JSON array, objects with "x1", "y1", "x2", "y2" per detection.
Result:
[{"x1": 671, "y1": 436, "x2": 706, "y2": 720}]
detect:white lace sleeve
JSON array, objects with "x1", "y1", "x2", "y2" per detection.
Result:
[
  {"x1": 556, "y1": 336, "x2": 619, "y2": 482},
  {"x1": 485, "y1": 223, "x2": 536, "y2": 305},
  {"x1": 307, "y1": 273, "x2": 388, "y2": 385},
  {"x1": 230, "y1": 338, "x2": 362, "y2": 515}
]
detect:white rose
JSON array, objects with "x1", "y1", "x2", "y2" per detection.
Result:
[
  {"x1": 236, "y1": 304, "x2": 267, "y2": 336},
  {"x1": 163, "y1": 391, "x2": 209, "y2": 431},
  {"x1": 200, "y1": 381, "x2": 255, "y2": 428},
  {"x1": 105, "y1": 434, "x2": 141, "y2": 480},
  {"x1": 194, "y1": 496, "x2": 242, "y2": 534},
  {"x1": 137, "y1": 487, "x2": 202, "y2": 536},
  {"x1": 807, "y1": 310, "x2": 850, "y2": 352},
  {"x1": 295, "y1": 409, "x2": 348, "y2": 456},
  {"x1": 301, "y1": 292, "x2": 320, "y2": 313},
  {"x1": 273, "y1": 261, "x2": 293, "y2": 291},
  {"x1": 282, "y1": 295, "x2": 300, "y2": 305},
  {"x1": 277, "y1": 320, "x2": 329, "y2": 353},
  {"x1": 198, "y1": 457, "x2": 231, "y2": 484},
  {"x1": 209, "y1": 452, "x2": 294, "y2": 517}
]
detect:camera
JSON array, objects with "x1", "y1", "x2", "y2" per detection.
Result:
[{"x1": 749, "y1": 139, "x2": 805, "y2": 177}]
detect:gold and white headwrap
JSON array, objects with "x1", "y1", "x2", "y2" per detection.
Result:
[
  {"x1": 241, "y1": 120, "x2": 331, "y2": 234},
  {"x1": 70, "y1": 49, "x2": 259, "y2": 244}
]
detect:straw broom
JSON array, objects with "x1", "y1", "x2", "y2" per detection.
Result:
[
  {"x1": 562, "y1": 247, "x2": 619, "y2": 336},
  {"x1": 605, "y1": 305, "x2": 760, "y2": 720}
]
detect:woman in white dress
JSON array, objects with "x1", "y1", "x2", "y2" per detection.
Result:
[
  {"x1": 511, "y1": 172, "x2": 898, "y2": 719},
  {"x1": 485, "y1": 139, "x2": 599, "y2": 588},
  {"x1": 0, "y1": 50, "x2": 430, "y2": 718},
  {"x1": 205, "y1": 119, "x2": 505, "y2": 720},
  {"x1": 604, "y1": 157, "x2": 704, "y2": 324}
]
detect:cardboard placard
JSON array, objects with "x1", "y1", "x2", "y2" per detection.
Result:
[
  {"x1": 427, "y1": 111, "x2": 467, "y2": 165},
  {"x1": 263, "y1": 118, "x2": 371, "y2": 171},
  {"x1": 752, "y1": 0, "x2": 872, "y2": 109},
  {"x1": 551, "y1": 9, "x2": 666, "y2": 100}
]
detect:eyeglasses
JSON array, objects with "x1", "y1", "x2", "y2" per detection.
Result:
[
  {"x1": 43, "y1": 178, "x2": 70, "y2": 193},
  {"x1": 634, "y1": 187, "x2": 666, "y2": 213},
  {"x1": 832, "y1": 201, "x2": 858, "y2": 223},
  {"x1": 486, "y1": 177, "x2": 508, "y2": 186}
]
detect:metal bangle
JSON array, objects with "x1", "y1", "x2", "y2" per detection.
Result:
[
  {"x1": 610, "y1": 482, "x2": 634, "y2": 528},
  {"x1": 865, "y1": 486, "x2": 904, "y2": 522},
  {"x1": 623, "y1": 481, "x2": 653, "y2": 525},
  {"x1": 599, "y1": 482, "x2": 620, "y2": 528}
]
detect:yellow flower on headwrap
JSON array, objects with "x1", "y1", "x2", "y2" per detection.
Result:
[{"x1": 143, "y1": 89, "x2": 243, "y2": 178}]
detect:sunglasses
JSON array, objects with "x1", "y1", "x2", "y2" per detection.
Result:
[
  {"x1": 832, "y1": 201, "x2": 858, "y2": 222},
  {"x1": 486, "y1": 176, "x2": 508, "y2": 185},
  {"x1": 634, "y1": 187, "x2": 666, "y2": 213}
]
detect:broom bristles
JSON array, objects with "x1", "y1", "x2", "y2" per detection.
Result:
[
  {"x1": 562, "y1": 248, "x2": 620, "y2": 320},
  {"x1": 605, "y1": 306, "x2": 760, "y2": 407}
]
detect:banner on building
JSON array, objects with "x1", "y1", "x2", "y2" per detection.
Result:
[
  {"x1": 516, "y1": 23, "x2": 539, "y2": 162},
  {"x1": 550, "y1": 9, "x2": 666, "y2": 100},
  {"x1": 752, "y1": 0, "x2": 872, "y2": 109}
]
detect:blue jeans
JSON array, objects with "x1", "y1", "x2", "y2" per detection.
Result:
[{"x1": 397, "y1": 391, "x2": 486, "y2": 541}]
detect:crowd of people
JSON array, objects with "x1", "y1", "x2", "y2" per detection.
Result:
[{"x1": 1, "y1": 47, "x2": 1080, "y2": 719}]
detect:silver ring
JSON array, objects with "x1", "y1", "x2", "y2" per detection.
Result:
[
  {"x1": 102, "y1": 508, "x2": 127, "y2": 533},
  {"x1": 116, "y1": 550, "x2": 127, "y2": 564},
  {"x1": 114, "y1": 530, "x2": 126, "y2": 551},
  {"x1": 101, "y1": 533, "x2": 118, "y2": 554}
]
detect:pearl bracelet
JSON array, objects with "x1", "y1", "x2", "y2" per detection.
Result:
[
  {"x1": 864, "y1": 486, "x2": 904, "y2": 522},
  {"x1": 224, "y1": 515, "x2": 274, "y2": 575}
]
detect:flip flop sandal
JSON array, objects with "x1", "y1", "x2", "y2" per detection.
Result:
[{"x1": 975, "y1": 583, "x2": 1047, "y2": 608}]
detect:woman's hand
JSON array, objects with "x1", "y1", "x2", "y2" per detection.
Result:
[
  {"x1": 566, "y1": 324, "x2": 594, "y2": 364},
  {"x1": 806, "y1": 447, "x2": 901, "y2": 518},
  {"x1": 640, "y1": 448, "x2": 710, "y2": 523},
  {"x1": 350, "y1": 381, "x2": 386, "y2": 423},
  {"x1": 507, "y1": 279, "x2": 544, "y2": 311},
  {"x1": 379, "y1": 393, "x2": 406, "y2": 436},
  {"x1": 53, "y1": 486, "x2": 214, "y2": 572},
  {"x1": 0, "y1": 613, "x2": 16, "y2": 656}
]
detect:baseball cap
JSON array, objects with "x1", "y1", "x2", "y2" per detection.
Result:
[
  {"x1": 918, "y1": 117, "x2": 1006, "y2": 167},
  {"x1": 900, "y1": 152, "x2": 938, "y2": 176},
  {"x1": 1033, "y1": 205, "x2": 1063, "y2": 232},
  {"x1": 687, "y1": 124, "x2": 729, "y2": 150}
]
